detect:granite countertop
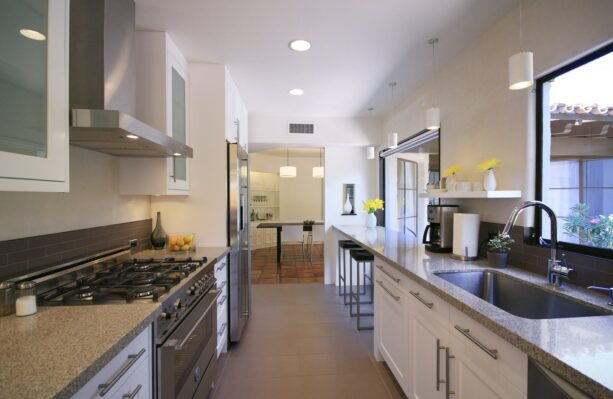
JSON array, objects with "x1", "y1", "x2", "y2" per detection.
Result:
[
  {"x1": 333, "y1": 225, "x2": 613, "y2": 399},
  {"x1": 0, "y1": 246, "x2": 229, "y2": 399}
]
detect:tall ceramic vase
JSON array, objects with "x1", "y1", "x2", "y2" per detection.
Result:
[
  {"x1": 483, "y1": 169, "x2": 497, "y2": 191},
  {"x1": 151, "y1": 211, "x2": 168, "y2": 249},
  {"x1": 343, "y1": 194, "x2": 353, "y2": 214},
  {"x1": 366, "y1": 213, "x2": 377, "y2": 228}
]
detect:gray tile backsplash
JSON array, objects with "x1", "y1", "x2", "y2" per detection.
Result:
[
  {"x1": 0, "y1": 219, "x2": 152, "y2": 281},
  {"x1": 479, "y1": 222, "x2": 613, "y2": 288}
]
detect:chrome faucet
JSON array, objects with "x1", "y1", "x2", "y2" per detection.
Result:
[{"x1": 502, "y1": 201, "x2": 576, "y2": 288}]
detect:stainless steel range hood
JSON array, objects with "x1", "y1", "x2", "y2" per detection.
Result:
[{"x1": 69, "y1": 0, "x2": 193, "y2": 158}]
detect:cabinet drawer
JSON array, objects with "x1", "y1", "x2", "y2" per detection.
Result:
[
  {"x1": 72, "y1": 325, "x2": 152, "y2": 399},
  {"x1": 214, "y1": 259, "x2": 227, "y2": 282},
  {"x1": 450, "y1": 308, "x2": 527, "y2": 395},
  {"x1": 404, "y1": 277, "x2": 449, "y2": 327},
  {"x1": 373, "y1": 257, "x2": 403, "y2": 288},
  {"x1": 109, "y1": 355, "x2": 151, "y2": 399}
]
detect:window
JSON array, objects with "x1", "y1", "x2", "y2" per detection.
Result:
[{"x1": 536, "y1": 43, "x2": 613, "y2": 256}]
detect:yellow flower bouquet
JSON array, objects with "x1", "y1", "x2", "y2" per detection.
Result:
[
  {"x1": 363, "y1": 198, "x2": 384, "y2": 214},
  {"x1": 477, "y1": 158, "x2": 501, "y2": 171},
  {"x1": 443, "y1": 165, "x2": 459, "y2": 177}
]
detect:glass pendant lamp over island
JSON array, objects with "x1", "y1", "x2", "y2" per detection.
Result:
[
  {"x1": 508, "y1": 0, "x2": 533, "y2": 90},
  {"x1": 426, "y1": 38, "x2": 441, "y2": 130},
  {"x1": 280, "y1": 148, "x2": 297, "y2": 178},
  {"x1": 312, "y1": 148, "x2": 324, "y2": 178}
]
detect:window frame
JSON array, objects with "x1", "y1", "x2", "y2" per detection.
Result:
[{"x1": 535, "y1": 41, "x2": 613, "y2": 258}]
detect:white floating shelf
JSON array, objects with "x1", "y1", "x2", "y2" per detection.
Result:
[{"x1": 418, "y1": 190, "x2": 522, "y2": 199}]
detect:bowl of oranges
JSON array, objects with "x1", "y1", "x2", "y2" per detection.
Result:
[{"x1": 168, "y1": 234, "x2": 196, "y2": 253}]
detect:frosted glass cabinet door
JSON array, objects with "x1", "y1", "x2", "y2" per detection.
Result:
[
  {"x1": 167, "y1": 60, "x2": 189, "y2": 191},
  {"x1": 0, "y1": 0, "x2": 69, "y2": 191}
]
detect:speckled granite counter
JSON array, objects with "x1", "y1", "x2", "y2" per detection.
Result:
[
  {"x1": 333, "y1": 225, "x2": 613, "y2": 399},
  {"x1": 0, "y1": 246, "x2": 228, "y2": 399}
]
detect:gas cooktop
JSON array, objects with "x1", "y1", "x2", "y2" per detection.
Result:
[{"x1": 39, "y1": 258, "x2": 208, "y2": 305}]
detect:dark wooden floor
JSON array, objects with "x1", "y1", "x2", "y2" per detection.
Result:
[{"x1": 252, "y1": 244, "x2": 324, "y2": 284}]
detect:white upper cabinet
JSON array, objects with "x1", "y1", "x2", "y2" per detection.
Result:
[
  {"x1": 224, "y1": 70, "x2": 248, "y2": 150},
  {"x1": 0, "y1": 0, "x2": 69, "y2": 192},
  {"x1": 119, "y1": 31, "x2": 190, "y2": 195}
]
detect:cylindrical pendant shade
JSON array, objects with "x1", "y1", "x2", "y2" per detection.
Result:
[
  {"x1": 312, "y1": 166, "x2": 324, "y2": 178},
  {"x1": 426, "y1": 107, "x2": 440, "y2": 130},
  {"x1": 280, "y1": 166, "x2": 297, "y2": 178},
  {"x1": 508, "y1": 51, "x2": 533, "y2": 90},
  {"x1": 366, "y1": 146, "x2": 375, "y2": 159},
  {"x1": 388, "y1": 133, "x2": 398, "y2": 149}
]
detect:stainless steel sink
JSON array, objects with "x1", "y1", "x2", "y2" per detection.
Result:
[{"x1": 434, "y1": 270, "x2": 611, "y2": 319}]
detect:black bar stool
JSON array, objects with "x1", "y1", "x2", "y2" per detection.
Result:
[
  {"x1": 349, "y1": 249, "x2": 374, "y2": 331},
  {"x1": 338, "y1": 240, "x2": 361, "y2": 304}
]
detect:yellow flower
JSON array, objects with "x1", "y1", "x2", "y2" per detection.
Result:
[
  {"x1": 363, "y1": 198, "x2": 384, "y2": 213},
  {"x1": 477, "y1": 158, "x2": 501, "y2": 171},
  {"x1": 443, "y1": 165, "x2": 459, "y2": 177}
]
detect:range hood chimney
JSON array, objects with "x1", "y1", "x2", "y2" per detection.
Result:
[{"x1": 69, "y1": 0, "x2": 193, "y2": 157}]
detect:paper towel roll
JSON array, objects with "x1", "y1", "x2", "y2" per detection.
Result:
[{"x1": 452, "y1": 213, "x2": 480, "y2": 259}]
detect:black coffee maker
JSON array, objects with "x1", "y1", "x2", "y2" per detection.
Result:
[{"x1": 422, "y1": 204, "x2": 458, "y2": 253}]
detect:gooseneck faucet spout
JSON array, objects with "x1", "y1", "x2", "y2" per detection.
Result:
[{"x1": 501, "y1": 201, "x2": 575, "y2": 287}]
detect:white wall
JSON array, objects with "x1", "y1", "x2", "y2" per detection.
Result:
[
  {"x1": 383, "y1": 0, "x2": 613, "y2": 225},
  {"x1": 250, "y1": 151, "x2": 324, "y2": 221},
  {"x1": 0, "y1": 147, "x2": 151, "y2": 241},
  {"x1": 324, "y1": 146, "x2": 378, "y2": 284},
  {"x1": 250, "y1": 115, "x2": 383, "y2": 148},
  {"x1": 151, "y1": 63, "x2": 228, "y2": 247}
]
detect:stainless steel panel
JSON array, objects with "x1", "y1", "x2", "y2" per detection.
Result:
[{"x1": 228, "y1": 144, "x2": 239, "y2": 247}]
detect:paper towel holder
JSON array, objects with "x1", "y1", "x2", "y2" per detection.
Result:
[{"x1": 450, "y1": 247, "x2": 479, "y2": 261}]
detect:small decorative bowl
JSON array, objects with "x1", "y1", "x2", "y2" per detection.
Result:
[{"x1": 167, "y1": 233, "x2": 196, "y2": 253}]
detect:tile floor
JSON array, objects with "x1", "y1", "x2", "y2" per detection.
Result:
[
  {"x1": 251, "y1": 244, "x2": 325, "y2": 284},
  {"x1": 212, "y1": 283, "x2": 406, "y2": 399}
]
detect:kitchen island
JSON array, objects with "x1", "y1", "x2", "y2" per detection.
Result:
[
  {"x1": 0, "y1": 246, "x2": 228, "y2": 399},
  {"x1": 333, "y1": 225, "x2": 613, "y2": 399}
]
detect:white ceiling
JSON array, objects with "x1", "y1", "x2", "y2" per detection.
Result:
[{"x1": 135, "y1": 0, "x2": 517, "y2": 118}]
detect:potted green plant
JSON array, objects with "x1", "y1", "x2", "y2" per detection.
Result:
[{"x1": 486, "y1": 234, "x2": 514, "y2": 268}]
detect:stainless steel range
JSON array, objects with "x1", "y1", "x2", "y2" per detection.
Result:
[{"x1": 7, "y1": 246, "x2": 220, "y2": 399}]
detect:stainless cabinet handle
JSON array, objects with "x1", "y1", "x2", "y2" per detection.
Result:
[
  {"x1": 122, "y1": 384, "x2": 142, "y2": 399},
  {"x1": 376, "y1": 265, "x2": 400, "y2": 282},
  {"x1": 409, "y1": 291, "x2": 434, "y2": 309},
  {"x1": 445, "y1": 347, "x2": 455, "y2": 399},
  {"x1": 376, "y1": 280, "x2": 400, "y2": 301},
  {"x1": 98, "y1": 348, "x2": 146, "y2": 396},
  {"x1": 217, "y1": 281, "x2": 227, "y2": 291},
  {"x1": 218, "y1": 295, "x2": 227, "y2": 307},
  {"x1": 454, "y1": 325, "x2": 498, "y2": 359},
  {"x1": 218, "y1": 322, "x2": 227, "y2": 337},
  {"x1": 436, "y1": 339, "x2": 445, "y2": 391},
  {"x1": 216, "y1": 263, "x2": 226, "y2": 272}
]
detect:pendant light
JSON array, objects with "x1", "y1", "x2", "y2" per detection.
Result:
[
  {"x1": 508, "y1": 0, "x2": 533, "y2": 90},
  {"x1": 426, "y1": 38, "x2": 440, "y2": 130},
  {"x1": 366, "y1": 108, "x2": 376, "y2": 159},
  {"x1": 312, "y1": 148, "x2": 324, "y2": 178},
  {"x1": 280, "y1": 148, "x2": 296, "y2": 178},
  {"x1": 388, "y1": 82, "x2": 399, "y2": 149}
]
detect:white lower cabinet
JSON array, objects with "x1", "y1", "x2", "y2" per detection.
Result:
[
  {"x1": 373, "y1": 257, "x2": 527, "y2": 399},
  {"x1": 72, "y1": 324, "x2": 152, "y2": 399},
  {"x1": 374, "y1": 274, "x2": 410, "y2": 391},
  {"x1": 215, "y1": 257, "x2": 229, "y2": 358}
]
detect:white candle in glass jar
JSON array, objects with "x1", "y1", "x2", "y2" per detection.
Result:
[{"x1": 15, "y1": 295, "x2": 37, "y2": 316}]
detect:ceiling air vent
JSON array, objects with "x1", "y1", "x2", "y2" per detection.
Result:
[{"x1": 288, "y1": 122, "x2": 315, "y2": 135}]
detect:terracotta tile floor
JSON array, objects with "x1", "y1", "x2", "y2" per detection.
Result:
[
  {"x1": 213, "y1": 284, "x2": 406, "y2": 399},
  {"x1": 252, "y1": 244, "x2": 325, "y2": 284}
]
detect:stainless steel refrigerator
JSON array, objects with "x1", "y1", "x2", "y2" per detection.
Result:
[{"x1": 227, "y1": 143, "x2": 251, "y2": 343}]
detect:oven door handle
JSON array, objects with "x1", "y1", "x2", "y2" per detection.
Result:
[{"x1": 166, "y1": 289, "x2": 221, "y2": 351}]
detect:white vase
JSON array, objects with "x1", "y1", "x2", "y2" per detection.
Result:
[
  {"x1": 483, "y1": 169, "x2": 497, "y2": 191},
  {"x1": 343, "y1": 194, "x2": 353, "y2": 214},
  {"x1": 366, "y1": 213, "x2": 377, "y2": 228}
]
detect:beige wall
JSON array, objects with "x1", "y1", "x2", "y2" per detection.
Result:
[
  {"x1": 384, "y1": 0, "x2": 613, "y2": 225},
  {"x1": 0, "y1": 147, "x2": 151, "y2": 241},
  {"x1": 250, "y1": 151, "x2": 324, "y2": 221}
]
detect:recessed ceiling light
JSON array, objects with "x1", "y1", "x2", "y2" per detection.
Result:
[
  {"x1": 126, "y1": 134, "x2": 139, "y2": 139},
  {"x1": 173, "y1": 152, "x2": 181, "y2": 156},
  {"x1": 19, "y1": 29, "x2": 46, "y2": 41},
  {"x1": 289, "y1": 89, "x2": 304, "y2": 96},
  {"x1": 289, "y1": 39, "x2": 311, "y2": 52}
]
